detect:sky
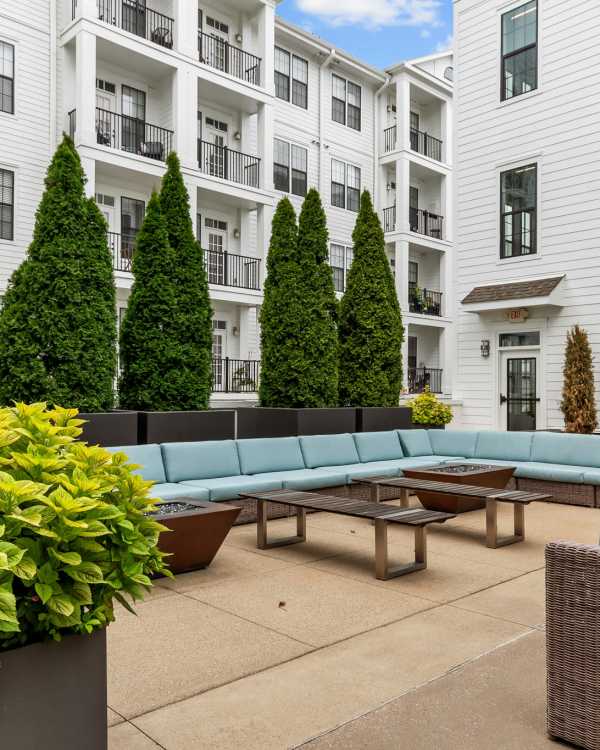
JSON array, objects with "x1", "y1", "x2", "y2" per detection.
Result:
[{"x1": 276, "y1": 0, "x2": 453, "y2": 70}]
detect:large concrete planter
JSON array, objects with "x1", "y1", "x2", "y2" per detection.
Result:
[
  {"x1": 79, "y1": 411, "x2": 138, "y2": 447},
  {"x1": 0, "y1": 629, "x2": 107, "y2": 749},
  {"x1": 236, "y1": 408, "x2": 357, "y2": 438},
  {"x1": 139, "y1": 410, "x2": 235, "y2": 444},
  {"x1": 356, "y1": 407, "x2": 412, "y2": 432}
]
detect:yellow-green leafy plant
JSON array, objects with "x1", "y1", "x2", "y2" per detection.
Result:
[
  {"x1": 0, "y1": 403, "x2": 169, "y2": 651},
  {"x1": 406, "y1": 387, "x2": 453, "y2": 426}
]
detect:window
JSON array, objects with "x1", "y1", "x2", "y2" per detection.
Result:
[
  {"x1": 408, "y1": 261, "x2": 418, "y2": 286},
  {"x1": 121, "y1": 197, "x2": 145, "y2": 256},
  {"x1": 329, "y1": 243, "x2": 353, "y2": 292},
  {"x1": 0, "y1": 41, "x2": 14, "y2": 114},
  {"x1": 501, "y1": 1, "x2": 537, "y2": 101},
  {"x1": 331, "y1": 74, "x2": 361, "y2": 131},
  {"x1": 275, "y1": 47, "x2": 308, "y2": 109},
  {"x1": 0, "y1": 168, "x2": 14, "y2": 240},
  {"x1": 331, "y1": 160, "x2": 361, "y2": 212},
  {"x1": 500, "y1": 163, "x2": 537, "y2": 258},
  {"x1": 499, "y1": 332, "x2": 540, "y2": 347},
  {"x1": 273, "y1": 139, "x2": 307, "y2": 197}
]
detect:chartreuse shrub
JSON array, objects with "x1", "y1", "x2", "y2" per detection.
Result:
[
  {"x1": 407, "y1": 387, "x2": 453, "y2": 426},
  {"x1": 0, "y1": 403, "x2": 169, "y2": 651}
]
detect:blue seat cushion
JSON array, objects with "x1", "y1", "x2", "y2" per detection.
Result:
[
  {"x1": 237, "y1": 437, "x2": 305, "y2": 475},
  {"x1": 300, "y1": 434, "x2": 360, "y2": 468},
  {"x1": 397, "y1": 430, "x2": 433, "y2": 457},
  {"x1": 106, "y1": 444, "x2": 166, "y2": 484},
  {"x1": 149, "y1": 483, "x2": 209, "y2": 502},
  {"x1": 459, "y1": 458, "x2": 520, "y2": 468},
  {"x1": 179, "y1": 475, "x2": 282, "y2": 502},
  {"x1": 353, "y1": 431, "x2": 404, "y2": 463},
  {"x1": 318, "y1": 460, "x2": 403, "y2": 480},
  {"x1": 161, "y1": 440, "x2": 240, "y2": 483},
  {"x1": 516, "y1": 462, "x2": 585, "y2": 483},
  {"x1": 475, "y1": 431, "x2": 534, "y2": 462},
  {"x1": 429, "y1": 431, "x2": 480, "y2": 459},
  {"x1": 531, "y1": 432, "x2": 600, "y2": 468},
  {"x1": 582, "y1": 469, "x2": 600, "y2": 485},
  {"x1": 254, "y1": 469, "x2": 347, "y2": 491}
]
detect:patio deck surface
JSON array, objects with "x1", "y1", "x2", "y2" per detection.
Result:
[{"x1": 106, "y1": 498, "x2": 599, "y2": 749}]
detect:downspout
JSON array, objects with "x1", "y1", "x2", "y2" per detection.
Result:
[
  {"x1": 373, "y1": 75, "x2": 391, "y2": 212},
  {"x1": 318, "y1": 49, "x2": 336, "y2": 195}
]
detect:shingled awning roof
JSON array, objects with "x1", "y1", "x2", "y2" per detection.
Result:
[{"x1": 462, "y1": 276, "x2": 565, "y2": 309}]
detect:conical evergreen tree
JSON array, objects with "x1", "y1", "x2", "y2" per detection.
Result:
[
  {"x1": 338, "y1": 191, "x2": 404, "y2": 406},
  {"x1": 119, "y1": 192, "x2": 181, "y2": 410},
  {"x1": 296, "y1": 188, "x2": 338, "y2": 406},
  {"x1": 561, "y1": 324, "x2": 598, "y2": 433},
  {"x1": 159, "y1": 152, "x2": 213, "y2": 409},
  {"x1": 0, "y1": 135, "x2": 117, "y2": 410}
]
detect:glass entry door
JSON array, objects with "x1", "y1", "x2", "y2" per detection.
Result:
[{"x1": 502, "y1": 355, "x2": 539, "y2": 431}]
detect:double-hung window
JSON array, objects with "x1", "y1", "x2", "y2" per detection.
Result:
[
  {"x1": 273, "y1": 139, "x2": 308, "y2": 197},
  {"x1": 0, "y1": 41, "x2": 14, "y2": 114},
  {"x1": 500, "y1": 163, "x2": 537, "y2": 258},
  {"x1": 501, "y1": 1, "x2": 537, "y2": 101},
  {"x1": 275, "y1": 47, "x2": 309, "y2": 109},
  {"x1": 329, "y1": 243, "x2": 354, "y2": 292},
  {"x1": 331, "y1": 160, "x2": 360, "y2": 212},
  {"x1": 0, "y1": 168, "x2": 14, "y2": 240},
  {"x1": 331, "y1": 74, "x2": 361, "y2": 131}
]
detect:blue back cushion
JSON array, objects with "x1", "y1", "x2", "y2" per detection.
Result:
[
  {"x1": 237, "y1": 437, "x2": 305, "y2": 475},
  {"x1": 397, "y1": 430, "x2": 433, "y2": 457},
  {"x1": 106, "y1": 444, "x2": 166, "y2": 484},
  {"x1": 161, "y1": 440, "x2": 241, "y2": 483},
  {"x1": 475, "y1": 431, "x2": 533, "y2": 462},
  {"x1": 353, "y1": 431, "x2": 404, "y2": 463},
  {"x1": 299, "y1": 433, "x2": 360, "y2": 468},
  {"x1": 531, "y1": 432, "x2": 600, "y2": 468},
  {"x1": 429, "y1": 430, "x2": 480, "y2": 459}
]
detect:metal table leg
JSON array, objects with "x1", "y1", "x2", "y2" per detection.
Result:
[
  {"x1": 375, "y1": 520, "x2": 427, "y2": 579},
  {"x1": 257, "y1": 500, "x2": 307, "y2": 550},
  {"x1": 486, "y1": 499, "x2": 526, "y2": 548}
]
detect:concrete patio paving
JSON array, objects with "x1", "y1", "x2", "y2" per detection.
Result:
[{"x1": 106, "y1": 499, "x2": 599, "y2": 749}]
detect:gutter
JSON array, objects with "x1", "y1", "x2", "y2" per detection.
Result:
[{"x1": 373, "y1": 76, "x2": 391, "y2": 210}]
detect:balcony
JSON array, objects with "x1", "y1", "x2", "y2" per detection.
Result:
[
  {"x1": 409, "y1": 207, "x2": 444, "y2": 240},
  {"x1": 382, "y1": 205, "x2": 396, "y2": 233},
  {"x1": 69, "y1": 109, "x2": 174, "y2": 162},
  {"x1": 408, "y1": 367, "x2": 442, "y2": 394},
  {"x1": 72, "y1": 0, "x2": 175, "y2": 49},
  {"x1": 212, "y1": 357, "x2": 259, "y2": 393},
  {"x1": 108, "y1": 231, "x2": 135, "y2": 272},
  {"x1": 410, "y1": 129, "x2": 443, "y2": 162},
  {"x1": 198, "y1": 32, "x2": 261, "y2": 86},
  {"x1": 198, "y1": 141, "x2": 260, "y2": 188},
  {"x1": 383, "y1": 125, "x2": 396, "y2": 153},
  {"x1": 409, "y1": 283, "x2": 442, "y2": 317},
  {"x1": 205, "y1": 250, "x2": 261, "y2": 291}
]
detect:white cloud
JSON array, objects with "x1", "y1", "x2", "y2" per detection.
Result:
[
  {"x1": 295, "y1": 0, "x2": 443, "y2": 30},
  {"x1": 435, "y1": 32, "x2": 453, "y2": 52}
]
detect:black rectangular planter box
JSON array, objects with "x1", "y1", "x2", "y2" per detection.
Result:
[
  {"x1": 356, "y1": 407, "x2": 412, "y2": 432},
  {"x1": 236, "y1": 408, "x2": 358, "y2": 439},
  {"x1": 139, "y1": 410, "x2": 235, "y2": 444},
  {"x1": 0, "y1": 629, "x2": 107, "y2": 750},
  {"x1": 79, "y1": 411, "x2": 139, "y2": 447}
]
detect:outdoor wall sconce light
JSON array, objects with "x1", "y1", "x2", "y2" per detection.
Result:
[
  {"x1": 233, "y1": 228, "x2": 240, "y2": 239},
  {"x1": 233, "y1": 131, "x2": 241, "y2": 141},
  {"x1": 235, "y1": 33, "x2": 243, "y2": 44},
  {"x1": 480, "y1": 339, "x2": 490, "y2": 358}
]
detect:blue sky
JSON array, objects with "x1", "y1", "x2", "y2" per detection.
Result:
[{"x1": 276, "y1": 0, "x2": 453, "y2": 70}]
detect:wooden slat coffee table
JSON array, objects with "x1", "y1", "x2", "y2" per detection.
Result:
[{"x1": 241, "y1": 489, "x2": 455, "y2": 580}]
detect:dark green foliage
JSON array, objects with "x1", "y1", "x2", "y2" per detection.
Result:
[
  {"x1": 119, "y1": 192, "x2": 181, "y2": 410},
  {"x1": 159, "y1": 152, "x2": 213, "y2": 409},
  {"x1": 561, "y1": 324, "x2": 598, "y2": 433},
  {"x1": 338, "y1": 191, "x2": 404, "y2": 406},
  {"x1": 0, "y1": 135, "x2": 117, "y2": 411}
]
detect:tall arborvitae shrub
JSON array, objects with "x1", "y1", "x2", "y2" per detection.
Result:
[
  {"x1": 0, "y1": 135, "x2": 117, "y2": 410},
  {"x1": 296, "y1": 188, "x2": 338, "y2": 406},
  {"x1": 119, "y1": 192, "x2": 181, "y2": 410},
  {"x1": 159, "y1": 152, "x2": 213, "y2": 409},
  {"x1": 338, "y1": 191, "x2": 404, "y2": 406},
  {"x1": 259, "y1": 197, "x2": 309, "y2": 407},
  {"x1": 561, "y1": 324, "x2": 598, "y2": 433}
]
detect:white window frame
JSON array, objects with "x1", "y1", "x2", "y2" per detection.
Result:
[
  {"x1": 331, "y1": 73, "x2": 362, "y2": 131},
  {"x1": 330, "y1": 159, "x2": 361, "y2": 212}
]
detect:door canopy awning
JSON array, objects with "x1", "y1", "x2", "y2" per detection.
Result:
[{"x1": 461, "y1": 275, "x2": 565, "y2": 313}]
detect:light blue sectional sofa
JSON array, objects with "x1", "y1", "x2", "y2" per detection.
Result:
[{"x1": 107, "y1": 428, "x2": 600, "y2": 518}]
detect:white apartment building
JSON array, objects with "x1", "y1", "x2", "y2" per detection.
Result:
[
  {"x1": 0, "y1": 0, "x2": 453, "y2": 407},
  {"x1": 454, "y1": 0, "x2": 599, "y2": 431}
]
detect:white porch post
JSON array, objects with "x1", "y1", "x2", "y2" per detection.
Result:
[
  {"x1": 185, "y1": 178, "x2": 198, "y2": 238},
  {"x1": 76, "y1": 0, "x2": 97, "y2": 20},
  {"x1": 396, "y1": 155, "x2": 410, "y2": 235},
  {"x1": 239, "y1": 307, "x2": 251, "y2": 360},
  {"x1": 257, "y1": 102, "x2": 274, "y2": 192},
  {"x1": 173, "y1": 0, "x2": 197, "y2": 58},
  {"x1": 395, "y1": 74, "x2": 411, "y2": 152},
  {"x1": 257, "y1": 2, "x2": 275, "y2": 93},
  {"x1": 256, "y1": 203, "x2": 273, "y2": 285},
  {"x1": 75, "y1": 29, "x2": 96, "y2": 148},
  {"x1": 173, "y1": 69, "x2": 197, "y2": 170}
]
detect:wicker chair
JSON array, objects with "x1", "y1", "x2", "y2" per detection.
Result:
[{"x1": 546, "y1": 541, "x2": 600, "y2": 749}]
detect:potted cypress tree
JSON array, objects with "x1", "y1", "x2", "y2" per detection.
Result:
[
  {"x1": 561, "y1": 324, "x2": 598, "y2": 434},
  {"x1": 0, "y1": 403, "x2": 169, "y2": 749}
]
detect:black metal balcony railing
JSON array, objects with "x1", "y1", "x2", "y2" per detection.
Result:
[
  {"x1": 408, "y1": 367, "x2": 442, "y2": 394},
  {"x1": 409, "y1": 207, "x2": 444, "y2": 240},
  {"x1": 72, "y1": 1, "x2": 175, "y2": 49},
  {"x1": 212, "y1": 358, "x2": 259, "y2": 393},
  {"x1": 108, "y1": 231, "x2": 138, "y2": 272},
  {"x1": 382, "y1": 205, "x2": 396, "y2": 233},
  {"x1": 383, "y1": 125, "x2": 397, "y2": 153},
  {"x1": 205, "y1": 250, "x2": 260, "y2": 291},
  {"x1": 410, "y1": 128, "x2": 443, "y2": 162},
  {"x1": 198, "y1": 31, "x2": 261, "y2": 86},
  {"x1": 408, "y1": 282, "x2": 442, "y2": 317},
  {"x1": 198, "y1": 140, "x2": 260, "y2": 188}
]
